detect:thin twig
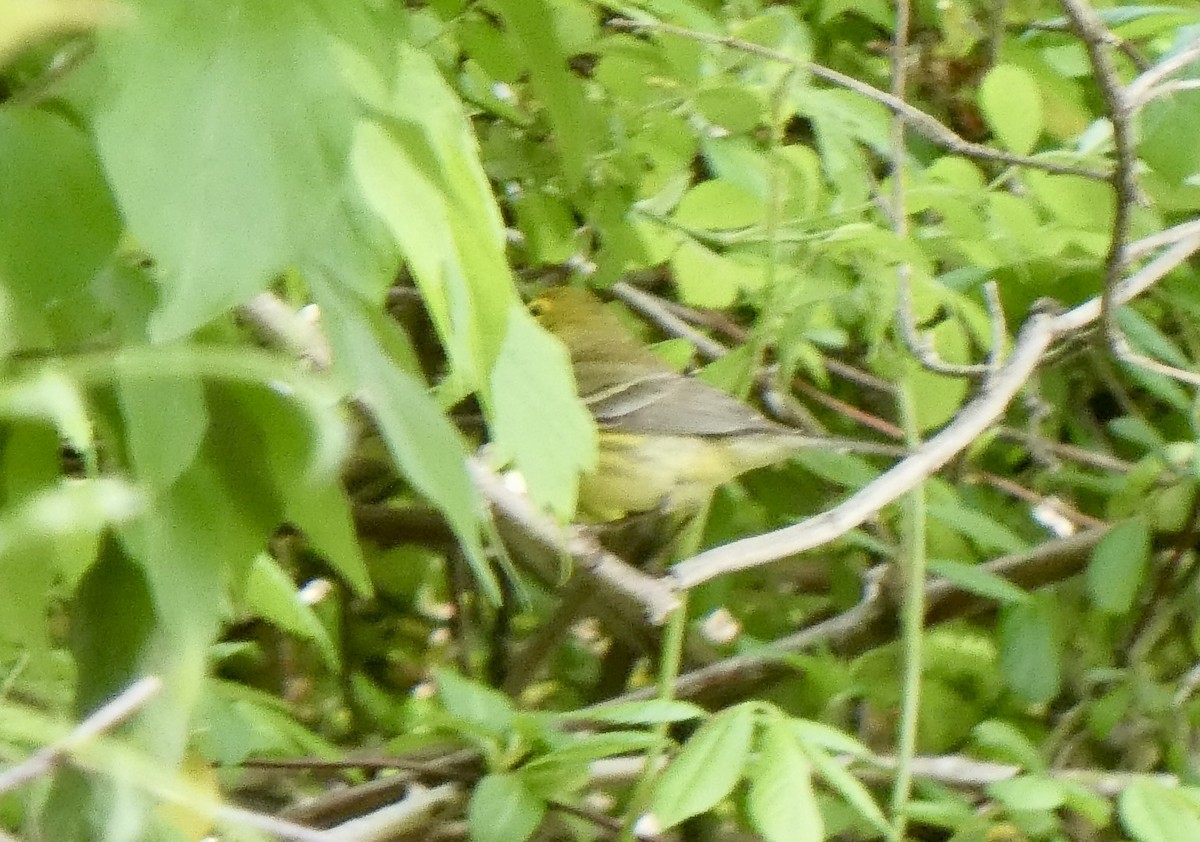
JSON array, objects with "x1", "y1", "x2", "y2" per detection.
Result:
[
  {"x1": 983, "y1": 282, "x2": 1007, "y2": 374},
  {"x1": 1125, "y1": 36, "x2": 1200, "y2": 110},
  {"x1": 669, "y1": 306, "x2": 1059, "y2": 589},
  {"x1": 1057, "y1": 2, "x2": 1136, "y2": 344},
  {"x1": 608, "y1": 18, "x2": 1108, "y2": 181},
  {"x1": 1060, "y1": 0, "x2": 1200, "y2": 387},
  {"x1": 1124, "y1": 218, "x2": 1200, "y2": 262},
  {"x1": 864, "y1": 753, "x2": 1177, "y2": 798},
  {"x1": 209, "y1": 803, "x2": 344, "y2": 842},
  {"x1": 995, "y1": 427, "x2": 1132, "y2": 473},
  {"x1": 621, "y1": 527, "x2": 1107, "y2": 704},
  {"x1": 324, "y1": 783, "x2": 463, "y2": 842},
  {"x1": 469, "y1": 459, "x2": 681, "y2": 624},
  {"x1": 0, "y1": 676, "x2": 162, "y2": 795},
  {"x1": 611, "y1": 282, "x2": 909, "y2": 448}
]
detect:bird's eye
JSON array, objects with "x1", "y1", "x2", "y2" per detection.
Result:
[{"x1": 529, "y1": 297, "x2": 550, "y2": 317}]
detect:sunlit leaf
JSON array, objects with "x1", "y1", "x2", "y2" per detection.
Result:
[{"x1": 651, "y1": 705, "x2": 754, "y2": 828}]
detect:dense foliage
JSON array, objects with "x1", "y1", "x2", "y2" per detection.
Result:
[{"x1": 2, "y1": 0, "x2": 1200, "y2": 840}]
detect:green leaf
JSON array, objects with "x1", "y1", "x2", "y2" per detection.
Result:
[
  {"x1": 43, "y1": 535, "x2": 157, "y2": 839},
  {"x1": 928, "y1": 559, "x2": 1031, "y2": 605},
  {"x1": 978, "y1": 64, "x2": 1044, "y2": 155},
  {"x1": 1120, "y1": 780, "x2": 1200, "y2": 842},
  {"x1": 800, "y1": 742, "x2": 890, "y2": 835},
  {"x1": 651, "y1": 704, "x2": 755, "y2": 828},
  {"x1": 794, "y1": 450, "x2": 881, "y2": 489},
  {"x1": 468, "y1": 773, "x2": 545, "y2": 842},
  {"x1": 747, "y1": 716, "x2": 822, "y2": 842},
  {"x1": 0, "y1": 368, "x2": 94, "y2": 457},
  {"x1": 1025, "y1": 172, "x2": 1114, "y2": 231},
  {"x1": 0, "y1": 108, "x2": 120, "y2": 350},
  {"x1": 969, "y1": 724, "x2": 1046, "y2": 777},
  {"x1": 1087, "y1": 518, "x2": 1150, "y2": 614},
  {"x1": 284, "y1": 477, "x2": 372, "y2": 597},
  {"x1": 490, "y1": 308, "x2": 597, "y2": 520},
  {"x1": 570, "y1": 699, "x2": 708, "y2": 726},
  {"x1": 987, "y1": 775, "x2": 1067, "y2": 812},
  {"x1": 1061, "y1": 779, "x2": 1113, "y2": 827},
  {"x1": 789, "y1": 719, "x2": 873, "y2": 757},
  {"x1": 671, "y1": 241, "x2": 762, "y2": 308},
  {"x1": 694, "y1": 85, "x2": 764, "y2": 133},
  {"x1": 310, "y1": 275, "x2": 493, "y2": 600},
  {"x1": 89, "y1": 0, "x2": 357, "y2": 340},
  {"x1": 524, "y1": 731, "x2": 664, "y2": 767},
  {"x1": 0, "y1": 480, "x2": 142, "y2": 610},
  {"x1": 673, "y1": 180, "x2": 765, "y2": 230},
  {"x1": 351, "y1": 41, "x2": 516, "y2": 390},
  {"x1": 906, "y1": 322, "x2": 972, "y2": 432},
  {"x1": 490, "y1": 0, "x2": 601, "y2": 193},
  {"x1": 1119, "y1": 307, "x2": 1192, "y2": 370},
  {"x1": 927, "y1": 501, "x2": 1029, "y2": 554},
  {"x1": 117, "y1": 374, "x2": 207, "y2": 491},
  {"x1": 241, "y1": 553, "x2": 338, "y2": 670},
  {"x1": 437, "y1": 669, "x2": 515, "y2": 736},
  {"x1": 998, "y1": 595, "x2": 1061, "y2": 706}
]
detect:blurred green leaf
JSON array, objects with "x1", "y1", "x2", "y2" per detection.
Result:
[
  {"x1": 999, "y1": 594, "x2": 1062, "y2": 706},
  {"x1": 1120, "y1": 780, "x2": 1200, "y2": 842},
  {"x1": 437, "y1": 669, "x2": 516, "y2": 736},
  {"x1": 800, "y1": 741, "x2": 890, "y2": 835},
  {"x1": 746, "y1": 714, "x2": 822, "y2": 842},
  {"x1": 90, "y1": 0, "x2": 357, "y2": 340},
  {"x1": 987, "y1": 774, "x2": 1067, "y2": 812},
  {"x1": 1087, "y1": 518, "x2": 1150, "y2": 615},
  {"x1": 929, "y1": 559, "x2": 1031, "y2": 605},
  {"x1": 490, "y1": 308, "x2": 597, "y2": 520},
  {"x1": 979, "y1": 64, "x2": 1044, "y2": 155},
  {"x1": 651, "y1": 704, "x2": 754, "y2": 829},
  {"x1": 0, "y1": 108, "x2": 119, "y2": 350},
  {"x1": 241, "y1": 553, "x2": 338, "y2": 670},
  {"x1": 491, "y1": 0, "x2": 601, "y2": 193},
  {"x1": 566, "y1": 699, "x2": 708, "y2": 726},
  {"x1": 468, "y1": 773, "x2": 545, "y2": 842},
  {"x1": 311, "y1": 275, "x2": 493, "y2": 599}
]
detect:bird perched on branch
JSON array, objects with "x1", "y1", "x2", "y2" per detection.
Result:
[{"x1": 531, "y1": 286, "x2": 890, "y2": 521}]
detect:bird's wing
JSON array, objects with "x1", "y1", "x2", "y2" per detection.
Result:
[{"x1": 577, "y1": 362, "x2": 787, "y2": 437}]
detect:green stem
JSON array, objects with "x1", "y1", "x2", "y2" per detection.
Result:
[
  {"x1": 888, "y1": 379, "x2": 926, "y2": 841},
  {"x1": 618, "y1": 593, "x2": 689, "y2": 841}
]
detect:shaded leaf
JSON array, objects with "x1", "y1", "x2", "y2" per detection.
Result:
[{"x1": 1087, "y1": 518, "x2": 1150, "y2": 614}]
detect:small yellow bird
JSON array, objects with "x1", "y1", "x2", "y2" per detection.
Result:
[{"x1": 531, "y1": 286, "x2": 862, "y2": 521}]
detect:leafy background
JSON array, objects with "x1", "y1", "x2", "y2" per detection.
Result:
[{"x1": 2, "y1": 0, "x2": 1200, "y2": 840}]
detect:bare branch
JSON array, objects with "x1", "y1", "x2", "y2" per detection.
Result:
[
  {"x1": 1054, "y1": 229, "x2": 1200, "y2": 335},
  {"x1": 864, "y1": 753, "x2": 1177, "y2": 798},
  {"x1": 1125, "y1": 36, "x2": 1200, "y2": 110},
  {"x1": 468, "y1": 459, "x2": 681, "y2": 625},
  {"x1": 625, "y1": 527, "x2": 1106, "y2": 704},
  {"x1": 0, "y1": 676, "x2": 162, "y2": 795},
  {"x1": 325, "y1": 783, "x2": 463, "y2": 842},
  {"x1": 669, "y1": 306, "x2": 1059, "y2": 589}
]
